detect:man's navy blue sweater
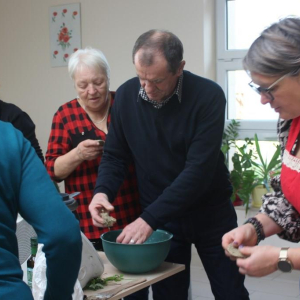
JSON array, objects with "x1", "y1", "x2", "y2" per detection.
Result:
[{"x1": 94, "y1": 71, "x2": 232, "y2": 230}]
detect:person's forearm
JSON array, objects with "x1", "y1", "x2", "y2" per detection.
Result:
[
  {"x1": 54, "y1": 148, "x2": 83, "y2": 179},
  {"x1": 287, "y1": 248, "x2": 300, "y2": 270},
  {"x1": 255, "y1": 213, "x2": 283, "y2": 237},
  {"x1": 258, "y1": 247, "x2": 300, "y2": 272}
]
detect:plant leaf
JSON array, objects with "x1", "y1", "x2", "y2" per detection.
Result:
[{"x1": 254, "y1": 134, "x2": 266, "y2": 170}]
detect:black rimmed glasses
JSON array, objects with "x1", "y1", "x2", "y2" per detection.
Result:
[{"x1": 248, "y1": 73, "x2": 288, "y2": 101}]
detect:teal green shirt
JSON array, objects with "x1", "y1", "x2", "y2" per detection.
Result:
[{"x1": 0, "y1": 121, "x2": 82, "y2": 300}]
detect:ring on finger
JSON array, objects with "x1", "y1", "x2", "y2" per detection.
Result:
[{"x1": 130, "y1": 239, "x2": 135, "y2": 244}]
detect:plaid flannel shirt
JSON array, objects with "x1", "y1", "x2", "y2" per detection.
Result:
[{"x1": 45, "y1": 92, "x2": 141, "y2": 239}]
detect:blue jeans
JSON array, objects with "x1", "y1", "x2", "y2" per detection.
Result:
[{"x1": 125, "y1": 199, "x2": 249, "y2": 300}]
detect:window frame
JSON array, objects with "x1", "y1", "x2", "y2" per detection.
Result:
[{"x1": 216, "y1": 0, "x2": 278, "y2": 141}]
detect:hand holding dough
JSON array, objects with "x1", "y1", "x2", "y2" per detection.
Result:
[{"x1": 227, "y1": 243, "x2": 247, "y2": 258}]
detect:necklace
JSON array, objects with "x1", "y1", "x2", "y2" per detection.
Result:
[
  {"x1": 78, "y1": 97, "x2": 110, "y2": 125},
  {"x1": 89, "y1": 104, "x2": 109, "y2": 124}
]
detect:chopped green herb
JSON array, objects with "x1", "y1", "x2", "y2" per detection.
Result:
[
  {"x1": 84, "y1": 274, "x2": 124, "y2": 291},
  {"x1": 101, "y1": 212, "x2": 116, "y2": 227}
]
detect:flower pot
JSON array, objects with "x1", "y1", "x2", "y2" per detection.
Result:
[
  {"x1": 251, "y1": 185, "x2": 268, "y2": 208},
  {"x1": 233, "y1": 194, "x2": 243, "y2": 206}
]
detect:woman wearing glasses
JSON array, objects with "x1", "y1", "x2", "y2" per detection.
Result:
[{"x1": 222, "y1": 17, "x2": 300, "y2": 276}]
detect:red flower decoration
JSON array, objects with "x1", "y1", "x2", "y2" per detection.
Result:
[
  {"x1": 58, "y1": 33, "x2": 64, "y2": 41},
  {"x1": 57, "y1": 23, "x2": 72, "y2": 50},
  {"x1": 63, "y1": 36, "x2": 70, "y2": 43},
  {"x1": 73, "y1": 11, "x2": 78, "y2": 16},
  {"x1": 73, "y1": 48, "x2": 78, "y2": 52},
  {"x1": 52, "y1": 11, "x2": 57, "y2": 22},
  {"x1": 53, "y1": 50, "x2": 58, "y2": 59},
  {"x1": 63, "y1": 9, "x2": 67, "y2": 13},
  {"x1": 63, "y1": 53, "x2": 69, "y2": 62},
  {"x1": 62, "y1": 9, "x2": 67, "y2": 17}
]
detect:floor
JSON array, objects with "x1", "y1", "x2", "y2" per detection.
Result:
[
  {"x1": 147, "y1": 245, "x2": 300, "y2": 300},
  {"x1": 189, "y1": 246, "x2": 300, "y2": 300}
]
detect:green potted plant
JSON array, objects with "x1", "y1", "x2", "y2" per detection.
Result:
[
  {"x1": 221, "y1": 119, "x2": 240, "y2": 167},
  {"x1": 222, "y1": 120, "x2": 258, "y2": 212},
  {"x1": 230, "y1": 138, "x2": 258, "y2": 213},
  {"x1": 251, "y1": 134, "x2": 281, "y2": 207}
]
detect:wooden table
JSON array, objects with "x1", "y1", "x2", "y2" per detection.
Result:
[{"x1": 84, "y1": 252, "x2": 185, "y2": 299}]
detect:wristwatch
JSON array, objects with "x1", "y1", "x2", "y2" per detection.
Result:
[{"x1": 277, "y1": 247, "x2": 293, "y2": 272}]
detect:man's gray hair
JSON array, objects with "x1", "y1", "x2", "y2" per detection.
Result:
[{"x1": 132, "y1": 29, "x2": 183, "y2": 74}]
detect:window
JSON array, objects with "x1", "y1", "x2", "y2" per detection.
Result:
[
  {"x1": 227, "y1": 140, "x2": 280, "y2": 172},
  {"x1": 216, "y1": 0, "x2": 300, "y2": 140}
]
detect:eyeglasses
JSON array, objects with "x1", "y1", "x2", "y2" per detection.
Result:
[{"x1": 248, "y1": 73, "x2": 288, "y2": 101}]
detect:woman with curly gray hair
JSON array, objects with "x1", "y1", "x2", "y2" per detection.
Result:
[{"x1": 223, "y1": 17, "x2": 300, "y2": 277}]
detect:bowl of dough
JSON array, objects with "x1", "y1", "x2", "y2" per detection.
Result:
[{"x1": 101, "y1": 229, "x2": 173, "y2": 274}]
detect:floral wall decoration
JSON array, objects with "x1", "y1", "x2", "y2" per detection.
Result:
[{"x1": 49, "y1": 3, "x2": 81, "y2": 67}]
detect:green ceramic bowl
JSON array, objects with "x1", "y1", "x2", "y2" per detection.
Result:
[{"x1": 101, "y1": 229, "x2": 173, "y2": 274}]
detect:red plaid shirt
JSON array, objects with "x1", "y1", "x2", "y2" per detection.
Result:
[{"x1": 45, "y1": 92, "x2": 141, "y2": 239}]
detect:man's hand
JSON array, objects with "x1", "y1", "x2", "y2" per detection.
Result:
[
  {"x1": 116, "y1": 218, "x2": 153, "y2": 244},
  {"x1": 89, "y1": 193, "x2": 114, "y2": 227}
]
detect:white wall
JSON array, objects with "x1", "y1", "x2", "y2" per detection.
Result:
[{"x1": 0, "y1": 0, "x2": 215, "y2": 155}]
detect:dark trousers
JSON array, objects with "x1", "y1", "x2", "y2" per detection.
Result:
[{"x1": 125, "y1": 199, "x2": 249, "y2": 300}]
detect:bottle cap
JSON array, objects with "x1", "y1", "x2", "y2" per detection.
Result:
[{"x1": 30, "y1": 236, "x2": 38, "y2": 247}]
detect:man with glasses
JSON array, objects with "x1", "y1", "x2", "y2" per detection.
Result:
[{"x1": 90, "y1": 29, "x2": 249, "y2": 300}]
